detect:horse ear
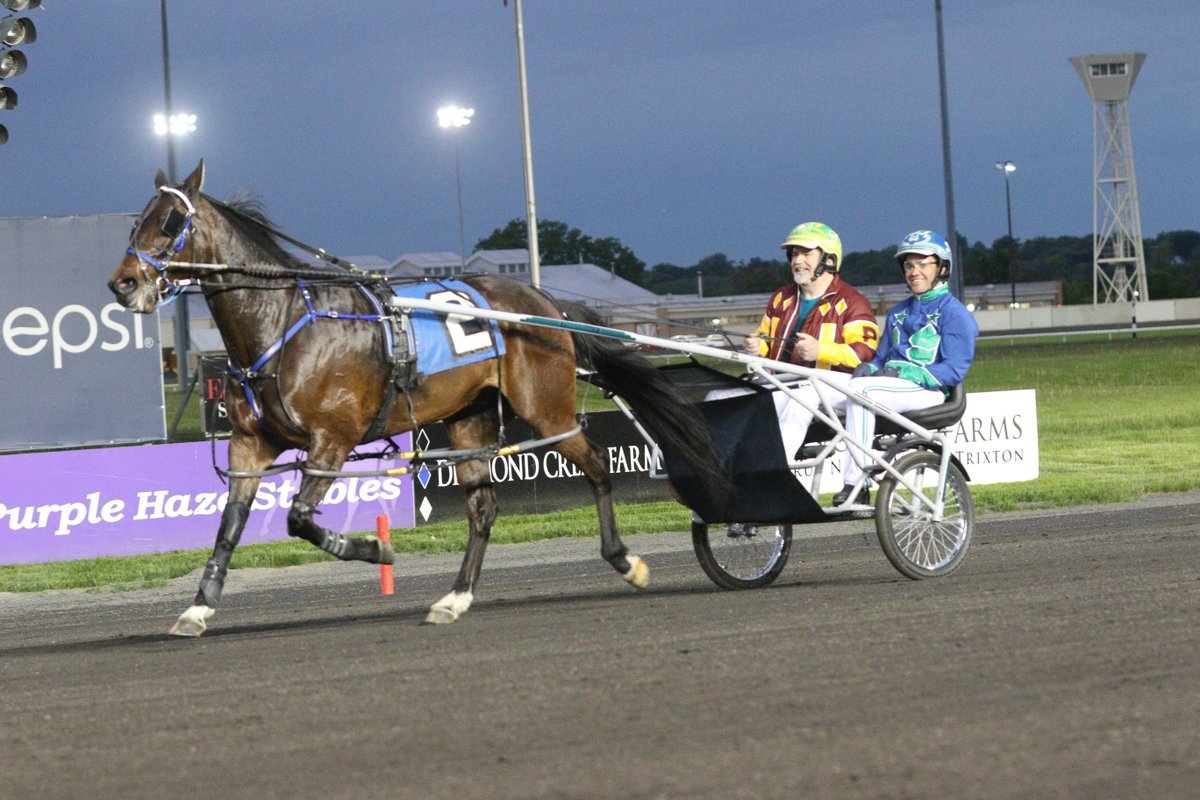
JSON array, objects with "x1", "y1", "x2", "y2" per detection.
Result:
[
  {"x1": 154, "y1": 168, "x2": 169, "y2": 189},
  {"x1": 181, "y1": 160, "x2": 205, "y2": 201}
]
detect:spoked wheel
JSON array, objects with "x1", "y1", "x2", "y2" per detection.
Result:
[
  {"x1": 874, "y1": 450, "x2": 974, "y2": 579},
  {"x1": 691, "y1": 520, "x2": 793, "y2": 590}
]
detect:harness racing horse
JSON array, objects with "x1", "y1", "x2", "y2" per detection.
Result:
[{"x1": 108, "y1": 161, "x2": 729, "y2": 636}]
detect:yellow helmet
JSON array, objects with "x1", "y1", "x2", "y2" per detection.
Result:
[{"x1": 780, "y1": 222, "x2": 842, "y2": 271}]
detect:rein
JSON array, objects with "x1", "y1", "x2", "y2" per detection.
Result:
[
  {"x1": 127, "y1": 185, "x2": 390, "y2": 302},
  {"x1": 216, "y1": 425, "x2": 583, "y2": 481},
  {"x1": 242, "y1": 216, "x2": 371, "y2": 276}
]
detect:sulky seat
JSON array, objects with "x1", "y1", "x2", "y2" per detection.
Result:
[{"x1": 803, "y1": 382, "x2": 967, "y2": 446}]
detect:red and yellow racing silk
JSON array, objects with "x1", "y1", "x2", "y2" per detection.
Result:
[{"x1": 752, "y1": 275, "x2": 878, "y2": 372}]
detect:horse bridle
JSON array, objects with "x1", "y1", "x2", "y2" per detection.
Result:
[{"x1": 126, "y1": 185, "x2": 196, "y2": 307}]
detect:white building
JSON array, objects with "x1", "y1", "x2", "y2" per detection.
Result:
[{"x1": 390, "y1": 251, "x2": 463, "y2": 278}]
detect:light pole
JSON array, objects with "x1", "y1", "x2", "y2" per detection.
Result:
[
  {"x1": 157, "y1": 0, "x2": 197, "y2": 390},
  {"x1": 934, "y1": 0, "x2": 962, "y2": 299},
  {"x1": 438, "y1": 105, "x2": 473, "y2": 271},
  {"x1": 995, "y1": 160, "x2": 1017, "y2": 308},
  {"x1": 152, "y1": 106, "x2": 198, "y2": 391},
  {"x1": 511, "y1": 0, "x2": 541, "y2": 288}
]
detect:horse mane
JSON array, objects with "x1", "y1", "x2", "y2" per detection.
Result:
[{"x1": 203, "y1": 192, "x2": 315, "y2": 271}]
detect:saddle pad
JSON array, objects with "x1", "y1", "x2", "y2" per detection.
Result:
[{"x1": 389, "y1": 280, "x2": 506, "y2": 377}]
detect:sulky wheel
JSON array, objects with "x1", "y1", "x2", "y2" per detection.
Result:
[
  {"x1": 691, "y1": 519, "x2": 792, "y2": 590},
  {"x1": 874, "y1": 449, "x2": 974, "y2": 579}
]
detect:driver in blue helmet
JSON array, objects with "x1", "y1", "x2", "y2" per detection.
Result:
[{"x1": 833, "y1": 230, "x2": 979, "y2": 506}]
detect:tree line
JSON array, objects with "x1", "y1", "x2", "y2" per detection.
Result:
[{"x1": 477, "y1": 220, "x2": 1200, "y2": 304}]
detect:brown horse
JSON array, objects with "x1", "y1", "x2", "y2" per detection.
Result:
[{"x1": 108, "y1": 161, "x2": 728, "y2": 636}]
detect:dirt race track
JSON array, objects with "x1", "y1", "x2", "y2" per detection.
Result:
[{"x1": 2, "y1": 494, "x2": 1198, "y2": 800}]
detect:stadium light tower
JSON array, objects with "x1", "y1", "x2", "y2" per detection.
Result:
[
  {"x1": 994, "y1": 160, "x2": 1017, "y2": 308},
  {"x1": 1070, "y1": 52, "x2": 1148, "y2": 304},
  {"x1": 437, "y1": 104, "x2": 474, "y2": 271},
  {"x1": 1, "y1": 0, "x2": 42, "y2": 146}
]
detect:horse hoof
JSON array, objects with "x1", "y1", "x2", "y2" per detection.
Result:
[
  {"x1": 623, "y1": 555, "x2": 649, "y2": 589},
  {"x1": 168, "y1": 604, "x2": 214, "y2": 637},
  {"x1": 424, "y1": 607, "x2": 459, "y2": 625},
  {"x1": 373, "y1": 537, "x2": 394, "y2": 565},
  {"x1": 423, "y1": 591, "x2": 473, "y2": 625}
]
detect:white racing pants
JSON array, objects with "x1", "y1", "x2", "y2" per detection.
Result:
[
  {"x1": 705, "y1": 371, "x2": 855, "y2": 463},
  {"x1": 771, "y1": 372, "x2": 855, "y2": 461},
  {"x1": 842, "y1": 376, "x2": 944, "y2": 485}
]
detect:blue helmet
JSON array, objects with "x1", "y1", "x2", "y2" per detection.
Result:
[{"x1": 895, "y1": 230, "x2": 952, "y2": 278}]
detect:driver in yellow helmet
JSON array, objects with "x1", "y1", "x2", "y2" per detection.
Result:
[{"x1": 744, "y1": 222, "x2": 880, "y2": 462}]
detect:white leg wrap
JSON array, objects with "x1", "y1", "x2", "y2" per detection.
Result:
[
  {"x1": 623, "y1": 555, "x2": 650, "y2": 589},
  {"x1": 168, "y1": 604, "x2": 215, "y2": 637},
  {"x1": 424, "y1": 591, "x2": 474, "y2": 625}
]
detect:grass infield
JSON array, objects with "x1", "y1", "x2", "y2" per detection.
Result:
[{"x1": 2, "y1": 330, "x2": 1197, "y2": 593}]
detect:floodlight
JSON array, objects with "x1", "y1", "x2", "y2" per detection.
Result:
[
  {"x1": 1, "y1": 15, "x2": 36, "y2": 46},
  {"x1": 153, "y1": 112, "x2": 197, "y2": 136},
  {"x1": 437, "y1": 105, "x2": 474, "y2": 128},
  {"x1": 0, "y1": 123, "x2": 7, "y2": 145},
  {"x1": 2, "y1": 1, "x2": 43, "y2": 11},
  {"x1": 0, "y1": 85, "x2": 15, "y2": 109},
  {"x1": 0, "y1": 49, "x2": 27, "y2": 80}
]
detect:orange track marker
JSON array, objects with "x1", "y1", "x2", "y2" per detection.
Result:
[{"x1": 376, "y1": 514, "x2": 394, "y2": 595}]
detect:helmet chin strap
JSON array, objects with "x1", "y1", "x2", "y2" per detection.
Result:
[{"x1": 812, "y1": 255, "x2": 837, "y2": 279}]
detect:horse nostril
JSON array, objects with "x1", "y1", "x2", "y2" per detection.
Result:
[{"x1": 109, "y1": 277, "x2": 137, "y2": 296}]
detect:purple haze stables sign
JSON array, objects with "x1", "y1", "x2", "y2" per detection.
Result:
[{"x1": 0, "y1": 439, "x2": 415, "y2": 565}]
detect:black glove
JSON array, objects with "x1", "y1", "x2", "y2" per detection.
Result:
[
  {"x1": 880, "y1": 365, "x2": 902, "y2": 379},
  {"x1": 852, "y1": 362, "x2": 876, "y2": 378}
]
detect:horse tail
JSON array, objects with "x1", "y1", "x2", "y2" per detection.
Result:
[{"x1": 561, "y1": 303, "x2": 733, "y2": 503}]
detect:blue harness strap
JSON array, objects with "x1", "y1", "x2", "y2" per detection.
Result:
[
  {"x1": 227, "y1": 280, "x2": 395, "y2": 422},
  {"x1": 225, "y1": 278, "x2": 503, "y2": 427}
]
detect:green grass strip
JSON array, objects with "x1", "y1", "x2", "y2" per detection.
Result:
[{"x1": 3, "y1": 331, "x2": 1197, "y2": 593}]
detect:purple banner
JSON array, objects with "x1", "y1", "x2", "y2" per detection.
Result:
[{"x1": 0, "y1": 439, "x2": 415, "y2": 565}]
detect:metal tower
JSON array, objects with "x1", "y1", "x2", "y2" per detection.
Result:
[{"x1": 1070, "y1": 52, "x2": 1148, "y2": 303}]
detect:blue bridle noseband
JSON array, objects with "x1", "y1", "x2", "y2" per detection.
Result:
[{"x1": 126, "y1": 185, "x2": 196, "y2": 307}]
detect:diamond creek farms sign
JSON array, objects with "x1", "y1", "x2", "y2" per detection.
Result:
[{"x1": 411, "y1": 412, "x2": 666, "y2": 524}]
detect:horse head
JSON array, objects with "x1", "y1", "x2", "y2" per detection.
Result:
[{"x1": 109, "y1": 160, "x2": 207, "y2": 313}]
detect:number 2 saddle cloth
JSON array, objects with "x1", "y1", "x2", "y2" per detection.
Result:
[{"x1": 387, "y1": 279, "x2": 507, "y2": 380}]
